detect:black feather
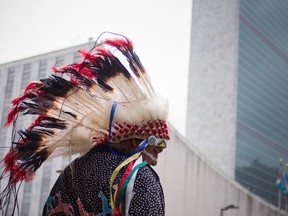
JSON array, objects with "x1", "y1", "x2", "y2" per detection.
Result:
[
  {"x1": 40, "y1": 75, "x2": 77, "y2": 97},
  {"x1": 97, "y1": 79, "x2": 113, "y2": 92},
  {"x1": 37, "y1": 117, "x2": 67, "y2": 130}
]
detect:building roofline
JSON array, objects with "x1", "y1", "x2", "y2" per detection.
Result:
[{"x1": 0, "y1": 42, "x2": 92, "y2": 66}]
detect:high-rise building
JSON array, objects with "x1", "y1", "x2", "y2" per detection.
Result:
[
  {"x1": 186, "y1": 0, "x2": 288, "y2": 208},
  {"x1": 236, "y1": 0, "x2": 288, "y2": 207}
]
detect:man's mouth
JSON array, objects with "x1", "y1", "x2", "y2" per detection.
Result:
[{"x1": 143, "y1": 149, "x2": 157, "y2": 162}]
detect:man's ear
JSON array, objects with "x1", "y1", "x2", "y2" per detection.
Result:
[
  {"x1": 131, "y1": 139, "x2": 138, "y2": 148},
  {"x1": 131, "y1": 139, "x2": 142, "y2": 148}
]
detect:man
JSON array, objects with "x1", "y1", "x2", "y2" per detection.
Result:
[
  {"x1": 1, "y1": 33, "x2": 170, "y2": 216},
  {"x1": 43, "y1": 138, "x2": 166, "y2": 215}
]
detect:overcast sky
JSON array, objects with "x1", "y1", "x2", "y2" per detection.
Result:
[{"x1": 0, "y1": 0, "x2": 192, "y2": 135}]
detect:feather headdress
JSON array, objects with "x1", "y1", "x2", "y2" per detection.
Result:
[{"x1": 0, "y1": 33, "x2": 169, "y2": 209}]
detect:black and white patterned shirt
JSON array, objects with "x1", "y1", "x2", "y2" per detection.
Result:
[{"x1": 42, "y1": 144, "x2": 165, "y2": 216}]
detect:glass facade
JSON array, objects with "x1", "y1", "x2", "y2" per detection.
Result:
[{"x1": 236, "y1": 1, "x2": 288, "y2": 206}]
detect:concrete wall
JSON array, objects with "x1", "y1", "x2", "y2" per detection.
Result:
[
  {"x1": 186, "y1": 0, "x2": 240, "y2": 178},
  {"x1": 156, "y1": 125, "x2": 283, "y2": 216}
]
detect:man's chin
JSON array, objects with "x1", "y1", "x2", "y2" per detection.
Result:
[{"x1": 143, "y1": 150, "x2": 158, "y2": 166}]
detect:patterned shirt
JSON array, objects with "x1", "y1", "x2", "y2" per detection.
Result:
[{"x1": 42, "y1": 145, "x2": 165, "y2": 216}]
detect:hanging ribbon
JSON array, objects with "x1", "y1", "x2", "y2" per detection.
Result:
[
  {"x1": 115, "y1": 161, "x2": 148, "y2": 208},
  {"x1": 109, "y1": 152, "x2": 142, "y2": 211}
]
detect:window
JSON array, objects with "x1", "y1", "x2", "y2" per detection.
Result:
[
  {"x1": 73, "y1": 51, "x2": 82, "y2": 63},
  {"x1": 38, "y1": 60, "x2": 47, "y2": 79},
  {"x1": 21, "y1": 63, "x2": 31, "y2": 89},
  {"x1": 55, "y1": 56, "x2": 64, "y2": 65}
]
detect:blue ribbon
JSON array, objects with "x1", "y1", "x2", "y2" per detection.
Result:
[{"x1": 108, "y1": 102, "x2": 118, "y2": 142}]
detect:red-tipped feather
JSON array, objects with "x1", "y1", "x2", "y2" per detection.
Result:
[
  {"x1": 11, "y1": 95, "x2": 25, "y2": 105},
  {"x1": 52, "y1": 66, "x2": 61, "y2": 73},
  {"x1": 78, "y1": 67, "x2": 94, "y2": 80},
  {"x1": 4, "y1": 150, "x2": 16, "y2": 172},
  {"x1": 3, "y1": 150, "x2": 26, "y2": 182},
  {"x1": 70, "y1": 63, "x2": 81, "y2": 71},
  {"x1": 95, "y1": 47, "x2": 113, "y2": 57},
  {"x1": 104, "y1": 38, "x2": 133, "y2": 51},
  {"x1": 78, "y1": 49, "x2": 96, "y2": 63},
  {"x1": 4, "y1": 106, "x2": 18, "y2": 127},
  {"x1": 70, "y1": 63, "x2": 91, "y2": 75},
  {"x1": 24, "y1": 81, "x2": 39, "y2": 93},
  {"x1": 11, "y1": 90, "x2": 40, "y2": 105},
  {"x1": 11, "y1": 166, "x2": 28, "y2": 183},
  {"x1": 54, "y1": 63, "x2": 94, "y2": 82},
  {"x1": 52, "y1": 65, "x2": 71, "y2": 73},
  {"x1": 28, "y1": 115, "x2": 44, "y2": 130},
  {"x1": 70, "y1": 78, "x2": 80, "y2": 85}
]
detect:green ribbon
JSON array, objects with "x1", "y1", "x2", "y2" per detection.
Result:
[{"x1": 115, "y1": 161, "x2": 148, "y2": 208}]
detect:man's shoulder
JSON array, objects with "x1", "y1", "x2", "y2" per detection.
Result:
[{"x1": 137, "y1": 165, "x2": 160, "y2": 182}]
